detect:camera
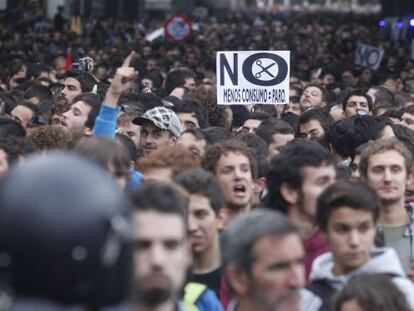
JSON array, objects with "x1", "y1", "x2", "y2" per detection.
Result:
[{"x1": 72, "y1": 56, "x2": 94, "y2": 72}]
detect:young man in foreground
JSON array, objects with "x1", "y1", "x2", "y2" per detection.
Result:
[{"x1": 308, "y1": 180, "x2": 414, "y2": 310}]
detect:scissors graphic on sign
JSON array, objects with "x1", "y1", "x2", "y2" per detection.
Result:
[{"x1": 255, "y1": 60, "x2": 276, "y2": 79}]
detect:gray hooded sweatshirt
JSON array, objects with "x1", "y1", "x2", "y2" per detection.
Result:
[{"x1": 303, "y1": 247, "x2": 414, "y2": 311}]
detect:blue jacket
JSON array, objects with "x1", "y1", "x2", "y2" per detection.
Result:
[
  {"x1": 194, "y1": 288, "x2": 224, "y2": 311},
  {"x1": 93, "y1": 104, "x2": 119, "y2": 139},
  {"x1": 126, "y1": 169, "x2": 143, "y2": 191},
  {"x1": 93, "y1": 104, "x2": 143, "y2": 190}
]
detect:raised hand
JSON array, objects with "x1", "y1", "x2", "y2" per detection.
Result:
[{"x1": 104, "y1": 51, "x2": 138, "y2": 107}]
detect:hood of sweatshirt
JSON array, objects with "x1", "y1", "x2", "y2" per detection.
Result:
[{"x1": 308, "y1": 247, "x2": 406, "y2": 290}]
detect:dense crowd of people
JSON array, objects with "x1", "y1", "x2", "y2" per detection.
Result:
[{"x1": 1, "y1": 5, "x2": 414, "y2": 311}]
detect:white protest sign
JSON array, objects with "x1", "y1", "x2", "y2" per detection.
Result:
[
  {"x1": 354, "y1": 43, "x2": 384, "y2": 70},
  {"x1": 145, "y1": 27, "x2": 165, "y2": 42},
  {"x1": 216, "y1": 51, "x2": 290, "y2": 105}
]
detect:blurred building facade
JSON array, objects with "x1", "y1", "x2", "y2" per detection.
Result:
[
  {"x1": 42, "y1": 0, "x2": 234, "y2": 18},
  {"x1": 2, "y1": 0, "x2": 413, "y2": 19}
]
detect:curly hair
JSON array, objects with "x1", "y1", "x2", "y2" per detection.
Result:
[
  {"x1": 29, "y1": 125, "x2": 72, "y2": 150},
  {"x1": 137, "y1": 145, "x2": 201, "y2": 177},
  {"x1": 51, "y1": 98, "x2": 72, "y2": 116},
  {"x1": 185, "y1": 86, "x2": 230, "y2": 128},
  {"x1": 202, "y1": 139, "x2": 258, "y2": 180}
]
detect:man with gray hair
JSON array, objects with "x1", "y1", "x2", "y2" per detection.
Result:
[{"x1": 221, "y1": 208, "x2": 319, "y2": 311}]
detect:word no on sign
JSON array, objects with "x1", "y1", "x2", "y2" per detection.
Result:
[
  {"x1": 216, "y1": 51, "x2": 290, "y2": 105},
  {"x1": 354, "y1": 43, "x2": 384, "y2": 71}
]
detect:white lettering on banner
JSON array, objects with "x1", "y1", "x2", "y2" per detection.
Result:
[
  {"x1": 222, "y1": 88, "x2": 286, "y2": 104},
  {"x1": 354, "y1": 43, "x2": 384, "y2": 71},
  {"x1": 216, "y1": 51, "x2": 290, "y2": 105}
]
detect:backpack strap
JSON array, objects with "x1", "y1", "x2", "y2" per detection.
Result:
[{"x1": 307, "y1": 279, "x2": 337, "y2": 311}]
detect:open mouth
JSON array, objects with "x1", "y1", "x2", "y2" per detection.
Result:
[
  {"x1": 233, "y1": 184, "x2": 246, "y2": 194},
  {"x1": 59, "y1": 118, "x2": 68, "y2": 127}
]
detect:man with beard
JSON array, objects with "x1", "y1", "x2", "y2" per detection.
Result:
[
  {"x1": 359, "y1": 138, "x2": 414, "y2": 273},
  {"x1": 299, "y1": 84, "x2": 327, "y2": 112},
  {"x1": 129, "y1": 182, "x2": 223, "y2": 311},
  {"x1": 222, "y1": 208, "x2": 318, "y2": 311},
  {"x1": 59, "y1": 70, "x2": 97, "y2": 104},
  {"x1": 59, "y1": 92, "x2": 101, "y2": 139},
  {"x1": 341, "y1": 89, "x2": 372, "y2": 118},
  {"x1": 298, "y1": 108, "x2": 333, "y2": 141},
  {"x1": 202, "y1": 140, "x2": 257, "y2": 229},
  {"x1": 265, "y1": 139, "x2": 336, "y2": 279},
  {"x1": 58, "y1": 52, "x2": 137, "y2": 141}
]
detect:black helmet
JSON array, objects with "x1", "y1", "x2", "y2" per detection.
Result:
[{"x1": 0, "y1": 152, "x2": 131, "y2": 306}]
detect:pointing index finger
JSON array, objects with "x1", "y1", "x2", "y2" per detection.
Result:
[{"x1": 122, "y1": 51, "x2": 135, "y2": 68}]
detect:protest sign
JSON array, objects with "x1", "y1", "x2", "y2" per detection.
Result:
[
  {"x1": 145, "y1": 27, "x2": 165, "y2": 42},
  {"x1": 216, "y1": 51, "x2": 290, "y2": 105},
  {"x1": 354, "y1": 43, "x2": 384, "y2": 70}
]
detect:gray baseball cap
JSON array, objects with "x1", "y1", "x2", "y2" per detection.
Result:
[{"x1": 132, "y1": 106, "x2": 181, "y2": 137}]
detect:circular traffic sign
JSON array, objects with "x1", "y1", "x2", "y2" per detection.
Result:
[{"x1": 164, "y1": 14, "x2": 193, "y2": 42}]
